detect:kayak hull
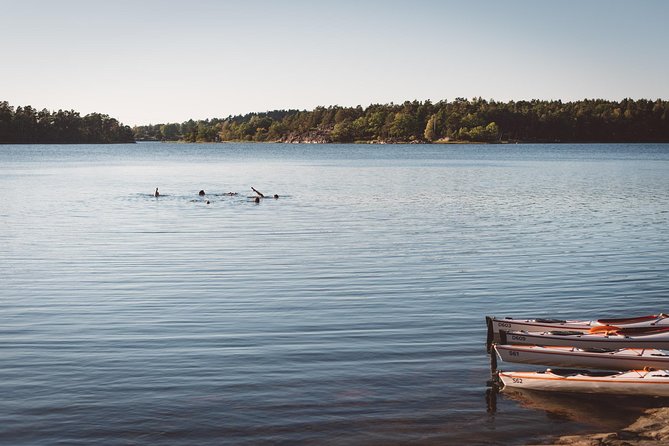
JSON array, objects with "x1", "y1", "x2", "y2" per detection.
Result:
[
  {"x1": 499, "y1": 330, "x2": 669, "y2": 350},
  {"x1": 486, "y1": 314, "x2": 669, "y2": 352},
  {"x1": 487, "y1": 316, "x2": 593, "y2": 335},
  {"x1": 494, "y1": 344, "x2": 669, "y2": 371},
  {"x1": 498, "y1": 369, "x2": 669, "y2": 397},
  {"x1": 487, "y1": 314, "x2": 669, "y2": 336}
]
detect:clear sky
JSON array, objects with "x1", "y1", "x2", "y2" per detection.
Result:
[{"x1": 2, "y1": 0, "x2": 668, "y2": 126}]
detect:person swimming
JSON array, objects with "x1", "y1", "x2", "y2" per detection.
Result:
[
  {"x1": 251, "y1": 187, "x2": 264, "y2": 198},
  {"x1": 199, "y1": 190, "x2": 205, "y2": 196},
  {"x1": 154, "y1": 187, "x2": 160, "y2": 197},
  {"x1": 254, "y1": 197, "x2": 260, "y2": 203},
  {"x1": 273, "y1": 194, "x2": 279, "y2": 199}
]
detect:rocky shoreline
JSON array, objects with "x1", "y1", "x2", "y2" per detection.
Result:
[
  {"x1": 275, "y1": 131, "x2": 430, "y2": 144},
  {"x1": 531, "y1": 407, "x2": 669, "y2": 446}
]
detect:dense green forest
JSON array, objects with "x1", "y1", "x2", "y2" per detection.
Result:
[
  {"x1": 0, "y1": 101, "x2": 134, "y2": 144},
  {"x1": 133, "y1": 98, "x2": 669, "y2": 144},
  {"x1": 3, "y1": 98, "x2": 668, "y2": 145}
]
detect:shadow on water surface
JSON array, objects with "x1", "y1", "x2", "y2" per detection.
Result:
[{"x1": 488, "y1": 385, "x2": 669, "y2": 430}]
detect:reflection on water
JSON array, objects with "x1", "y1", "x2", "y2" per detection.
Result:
[
  {"x1": 499, "y1": 387, "x2": 669, "y2": 430},
  {"x1": 1, "y1": 142, "x2": 668, "y2": 445}
]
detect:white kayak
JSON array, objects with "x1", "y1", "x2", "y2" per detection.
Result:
[
  {"x1": 498, "y1": 368, "x2": 669, "y2": 396},
  {"x1": 486, "y1": 313, "x2": 669, "y2": 338},
  {"x1": 494, "y1": 344, "x2": 669, "y2": 371},
  {"x1": 498, "y1": 327, "x2": 669, "y2": 350},
  {"x1": 486, "y1": 314, "x2": 669, "y2": 352}
]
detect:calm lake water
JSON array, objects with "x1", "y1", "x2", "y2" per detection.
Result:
[{"x1": 1, "y1": 142, "x2": 668, "y2": 445}]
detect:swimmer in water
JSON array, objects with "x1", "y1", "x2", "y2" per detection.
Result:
[
  {"x1": 254, "y1": 197, "x2": 260, "y2": 203},
  {"x1": 199, "y1": 190, "x2": 205, "y2": 196},
  {"x1": 273, "y1": 194, "x2": 279, "y2": 199},
  {"x1": 251, "y1": 187, "x2": 264, "y2": 198},
  {"x1": 154, "y1": 187, "x2": 160, "y2": 197}
]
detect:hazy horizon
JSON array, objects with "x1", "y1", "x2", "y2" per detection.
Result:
[{"x1": 2, "y1": 0, "x2": 668, "y2": 126}]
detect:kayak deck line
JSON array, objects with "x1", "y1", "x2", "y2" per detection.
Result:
[
  {"x1": 499, "y1": 370, "x2": 669, "y2": 385},
  {"x1": 495, "y1": 345, "x2": 669, "y2": 358}
]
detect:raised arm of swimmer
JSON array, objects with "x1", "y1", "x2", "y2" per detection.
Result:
[{"x1": 251, "y1": 187, "x2": 264, "y2": 198}]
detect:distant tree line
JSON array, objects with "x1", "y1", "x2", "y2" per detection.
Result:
[
  {"x1": 0, "y1": 101, "x2": 134, "y2": 144},
  {"x1": 133, "y1": 98, "x2": 669, "y2": 144}
]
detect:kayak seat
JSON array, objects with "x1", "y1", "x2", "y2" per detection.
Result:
[
  {"x1": 548, "y1": 331, "x2": 584, "y2": 336},
  {"x1": 597, "y1": 315, "x2": 657, "y2": 325},
  {"x1": 623, "y1": 327, "x2": 669, "y2": 336},
  {"x1": 581, "y1": 348, "x2": 617, "y2": 353},
  {"x1": 548, "y1": 369, "x2": 611, "y2": 377},
  {"x1": 535, "y1": 318, "x2": 567, "y2": 323}
]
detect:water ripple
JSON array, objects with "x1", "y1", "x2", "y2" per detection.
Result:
[{"x1": 1, "y1": 143, "x2": 668, "y2": 445}]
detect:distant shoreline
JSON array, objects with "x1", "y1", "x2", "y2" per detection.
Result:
[
  {"x1": 132, "y1": 139, "x2": 668, "y2": 145},
  {"x1": 3, "y1": 139, "x2": 668, "y2": 145},
  {"x1": 0, "y1": 101, "x2": 134, "y2": 144},
  {"x1": 3, "y1": 98, "x2": 668, "y2": 145},
  {"x1": 133, "y1": 98, "x2": 669, "y2": 144}
]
